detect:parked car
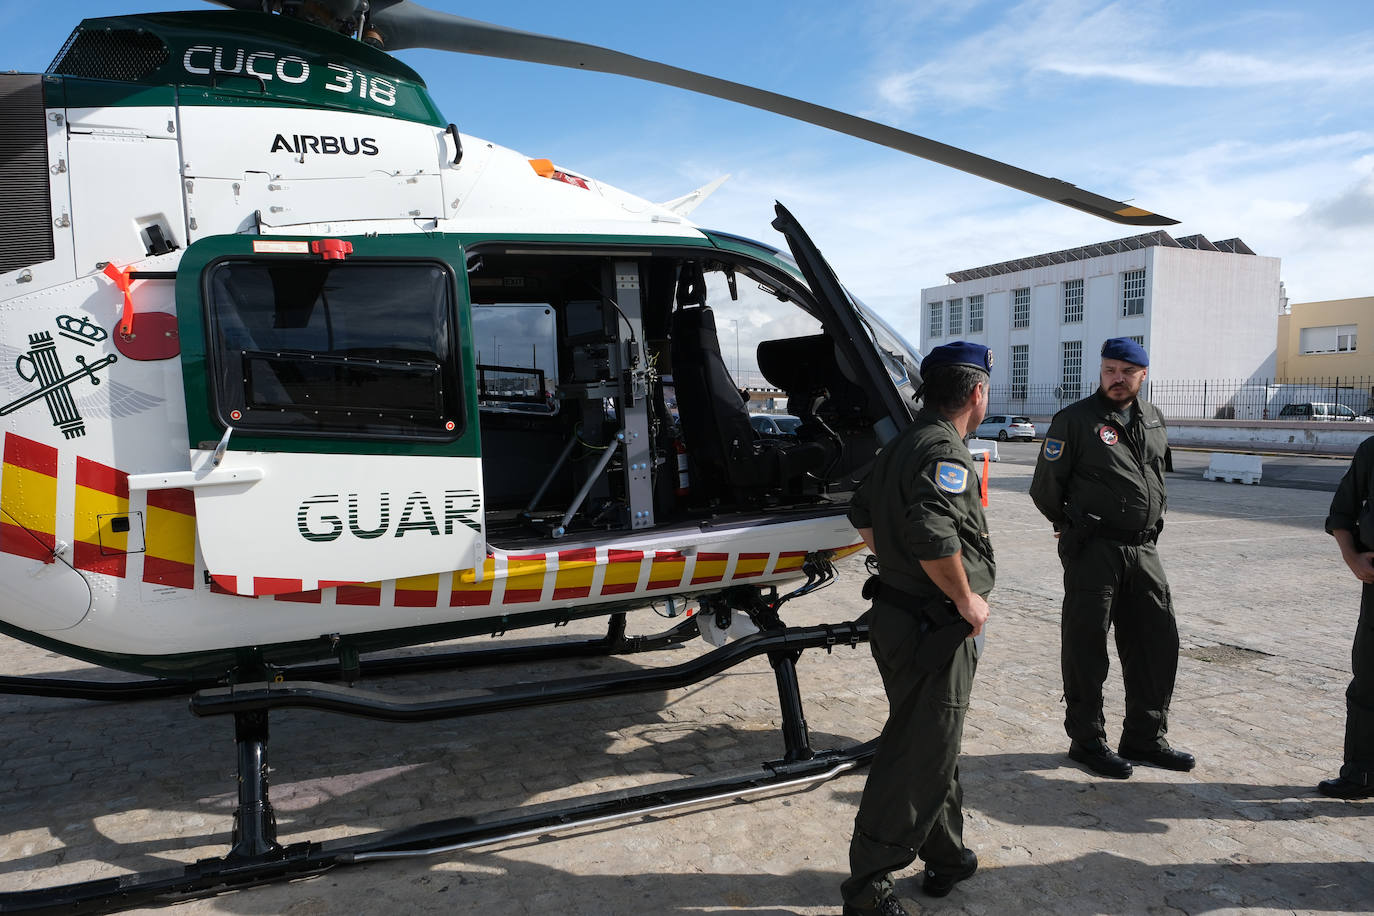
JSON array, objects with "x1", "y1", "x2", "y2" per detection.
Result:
[
  {"x1": 750, "y1": 413, "x2": 803, "y2": 437},
  {"x1": 975, "y1": 415, "x2": 1037, "y2": 441},
  {"x1": 1276, "y1": 402, "x2": 1372, "y2": 422}
]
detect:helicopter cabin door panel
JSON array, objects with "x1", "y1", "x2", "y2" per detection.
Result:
[
  {"x1": 766, "y1": 204, "x2": 913, "y2": 438},
  {"x1": 175, "y1": 235, "x2": 483, "y2": 597}
]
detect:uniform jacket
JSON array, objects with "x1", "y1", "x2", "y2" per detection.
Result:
[
  {"x1": 1327, "y1": 434, "x2": 1374, "y2": 549},
  {"x1": 1030, "y1": 389, "x2": 1169, "y2": 533},
  {"x1": 849, "y1": 407, "x2": 995, "y2": 601}
]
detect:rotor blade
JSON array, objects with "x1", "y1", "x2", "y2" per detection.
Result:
[{"x1": 366, "y1": 3, "x2": 1175, "y2": 226}]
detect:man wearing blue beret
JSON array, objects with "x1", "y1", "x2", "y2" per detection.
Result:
[
  {"x1": 1029, "y1": 338, "x2": 1193, "y2": 779},
  {"x1": 841, "y1": 341, "x2": 994, "y2": 915}
]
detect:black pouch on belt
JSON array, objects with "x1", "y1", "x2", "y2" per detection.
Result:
[{"x1": 911, "y1": 600, "x2": 973, "y2": 675}]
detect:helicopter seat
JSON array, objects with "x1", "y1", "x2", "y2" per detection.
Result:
[
  {"x1": 757, "y1": 334, "x2": 870, "y2": 475},
  {"x1": 670, "y1": 305, "x2": 823, "y2": 502}
]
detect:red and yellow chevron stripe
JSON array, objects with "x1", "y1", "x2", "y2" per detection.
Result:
[
  {"x1": 0, "y1": 434, "x2": 58, "y2": 562},
  {"x1": 143, "y1": 487, "x2": 196, "y2": 589},
  {"x1": 73, "y1": 456, "x2": 130, "y2": 577}
]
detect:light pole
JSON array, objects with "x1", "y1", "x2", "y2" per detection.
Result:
[{"x1": 730, "y1": 318, "x2": 740, "y2": 381}]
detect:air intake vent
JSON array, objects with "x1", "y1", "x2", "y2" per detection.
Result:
[
  {"x1": 0, "y1": 75, "x2": 55, "y2": 276},
  {"x1": 48, "y1": 27, "x2": 170, "y2": 82}
]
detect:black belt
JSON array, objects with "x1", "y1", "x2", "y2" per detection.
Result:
[
  {"x1": 1095, "y1": 524, "x2": 1158, "y2": 546},
  {"x1": 862, "y1": 576, "x2": 973, "y2": 673}
]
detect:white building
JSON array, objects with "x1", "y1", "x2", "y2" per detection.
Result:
[{"x1": 920, "y1": 232, "x2": 1282, "y2": 410}]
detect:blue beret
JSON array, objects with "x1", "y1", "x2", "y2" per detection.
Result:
[
  {"x1": 921, "y1": 341, "x2": 993, "y2": 376},
  {"x1": 1100, "y1": 337, "x2": 1148, "y2": 367}
]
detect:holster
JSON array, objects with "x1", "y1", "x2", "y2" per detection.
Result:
[{"x1": 863, "y1": 575, "x2": 973, "y2": 674}]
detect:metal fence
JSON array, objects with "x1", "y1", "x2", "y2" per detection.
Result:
[{"x1": 988, "y1": 377, "x2": 1374, "y2": 421}]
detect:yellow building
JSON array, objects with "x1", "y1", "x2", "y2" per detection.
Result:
[{"x1": 1277, "y1": 296, "x2": 1374, "y2": 379}]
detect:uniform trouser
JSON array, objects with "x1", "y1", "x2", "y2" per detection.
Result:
[
  {"x1": 1058, "y1": 534, "x2": 1178, "y2": 750},
  {"x1": 1341, "y1": 583, "x2": 1374, "y2": 782},
  {"x1": 841, "y1": 599, "x2": 978, "y2": 909}
]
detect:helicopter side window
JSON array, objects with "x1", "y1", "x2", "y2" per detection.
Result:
[
  {"x1": 471, "y1": 303, "x2": 558, "y2": 414},
  {"x1": 205, "y1": 259, "x2": 464, "y2": 440}
]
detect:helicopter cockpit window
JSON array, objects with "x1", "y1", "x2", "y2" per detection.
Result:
[
  {"x1": 851, "y1": 296, "x2": 922, "y2": 403},
  {"x1": 471, "y1": 303, "x2": 558, "y2": 414},
  {"x1": 205, "y1": 259, "x2": 463, "y2": 440}
]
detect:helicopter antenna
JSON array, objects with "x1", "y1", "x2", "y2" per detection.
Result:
[{"x1": 359, "y1": 1, "x2": 1175, "y2": 226}]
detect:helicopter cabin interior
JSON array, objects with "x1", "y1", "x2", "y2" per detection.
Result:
[
  {"x1": 193, "y1": 237, "x2": 886, "y2": 551},
  {"x1": 465, "y1": 243, "x2": 880, "y2": 547}
]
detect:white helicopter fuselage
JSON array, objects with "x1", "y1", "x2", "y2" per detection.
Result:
[{"x1": 0, "y1": 12, "x2": 886, "y2": 676}]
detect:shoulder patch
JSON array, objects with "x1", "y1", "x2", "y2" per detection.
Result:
[
  {"x1": 935, "y1": 461, "x2": 969, "y2": 494},
  {"x1": 1043, "y1": 438, "x2": 1065, "y2": 462}
]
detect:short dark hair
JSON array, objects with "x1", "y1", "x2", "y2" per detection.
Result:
[{"x1": 921, "y1": 366, "x2": 986, "y2": 413}]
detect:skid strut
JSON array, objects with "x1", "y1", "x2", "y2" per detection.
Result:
[{"x1": 0, "y1": 616, "x2": 870, "y2": 915}]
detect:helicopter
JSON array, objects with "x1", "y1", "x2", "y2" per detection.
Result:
[{"x1": 0, "y1": 0, "x2": 1175, "y2": 909}]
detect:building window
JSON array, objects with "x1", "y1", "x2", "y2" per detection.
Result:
[
  {"x1": 1127, "y1": 335, "x2": 1144, "y2": 347},
  {"x1": 928, "y1": 301, "x2": 943, "y2": 338},
  {"x1": 968, "y1": 294, "x2": 984, "y2": 332},
  {"x1": 1063, "y1": 279, "x2": 1084, "y2": 324},
  {"x1": 1012, "y1": 288, "x2": 1030, "y2": 328},
  {"x1": 1299, "y1": 324, "x2": 1358, "y2": 354},
  {"x1": 1061, "y1": 340, "x2": 1083, "y2": 399},
  {"x1": 1122, "y1": 269, "x2": 1145, "y2": 316},
  {"x1": 1011, "y1": 344, "x2": 1029, "y2": 399},
  {"x1": 947, "y1": 298, "x2": 963, "y2": 335}
]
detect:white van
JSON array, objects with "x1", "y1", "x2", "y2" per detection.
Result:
[{"x1": 1277, "y1": 402, "x2": 1372, "y2": 422}]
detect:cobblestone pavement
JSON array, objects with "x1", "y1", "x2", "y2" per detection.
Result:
[{"x1": 1, "y1": 443, "x2": 1371, "y2": 915}]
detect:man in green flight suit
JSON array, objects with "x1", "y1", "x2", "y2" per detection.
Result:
[
  {"x1": 1318, "y1": 435, "x2": 1374, "y2": 798},
  {"x1": 841, "y1": 341, "x2": 994, "y2": 916},
  {"x1": 1030, "y1": 338, "x2": 1194, "y2": 779}
]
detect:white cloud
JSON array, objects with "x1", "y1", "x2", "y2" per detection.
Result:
[{"x1": 1039, "y1": 46, "x2": 1374, "y2": 88}]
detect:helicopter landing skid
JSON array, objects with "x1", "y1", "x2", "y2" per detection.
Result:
[
  {"x1": 0, "y1": 611, "x2": 702, "y2": 702},
  {"x1": 0, "y1": 617, "x2": 872, "y2": 914}
]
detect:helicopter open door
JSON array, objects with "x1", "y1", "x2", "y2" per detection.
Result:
[
  {"x1": 169, "y1": 235, "x2": 484, "y2": 597},
  {"x1": 768, "y1": 203, "x2": 916, "y2": 442}
]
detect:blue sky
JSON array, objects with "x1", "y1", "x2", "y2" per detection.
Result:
[{"x1": 7, "y1": 0, "x2": 1373, "y2": 349}]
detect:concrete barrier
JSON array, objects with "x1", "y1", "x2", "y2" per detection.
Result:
[
  {"x1": 1203, "y1": 452, "x2": 1263, "y2": 484},
  {"x1": 967, "y1": 438, "x2": 1000, "y2": 462}
]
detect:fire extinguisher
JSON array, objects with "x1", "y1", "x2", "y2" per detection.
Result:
[{"x1": 675, "y1": 438, "x2": 691, "y2": 498}]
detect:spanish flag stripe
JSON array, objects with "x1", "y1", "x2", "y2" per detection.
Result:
[
  {"x1": 690, "y1": 551, "x2": 729, "y2": 585},
  {"x1": 275, "y1": 589, "x2": 323, "y2": 604},
  {"x1": 74, "y1": 457, "x2": 129, "y2": 576},
  {"x1": 253, "y1": 577, "x2": 305, "y2": 596},
  {"x1": 0, "y1": 522, "x2": 54, "y2": 561},
  {"x1": 146, "y1": 487, "x2": 195, "y2": 516},
  {"x1": 1, "y1": 435, "x2": 58, "y2": 560},
  {"x1": 75, "y1": 457, "x2": 129, "y2": 499},
  {"x1": 396, "y1": 573, "x2": 440, "y2": 608},
  {"x1": 648, "y1": 550, "x2": 686, "y2": 590},
  {"x1": 143, "y1": 555, "x2": 195, "y2": 590},
  {"x1": 336, "y1": 584, "x2": 382, "y2": 606},
  {"x1": 144, "y1": 504, "x2": 196, "y2": 567},
  {"x1": 553, "y1": 547, "x2": 596, "y2": 599},
  {"x1": 600, "y1": 549, "x2": 643, "y2": 595},
  {"x1": 143, "y1": 487, "x2": 196, "y2": 588},
  {"x1": 734, "y1": 552, "x2": 770, "y2": 579},
  {"x1": 3, "y1": 433, "x2": 58, "y2": 477},
  {"x1": 503, "y1": 553, "x2": 547, "y2": 605},
  {"x1": 450, "y1": 558, "x2": 495, "y2": 607},
  {"x1": 73, "y1": 532, "x2": 125, "y2": 577}
]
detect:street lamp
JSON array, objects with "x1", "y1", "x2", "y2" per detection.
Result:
[{"x1": 730, "y1": 318, "x2": 740, "y2": 381}]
